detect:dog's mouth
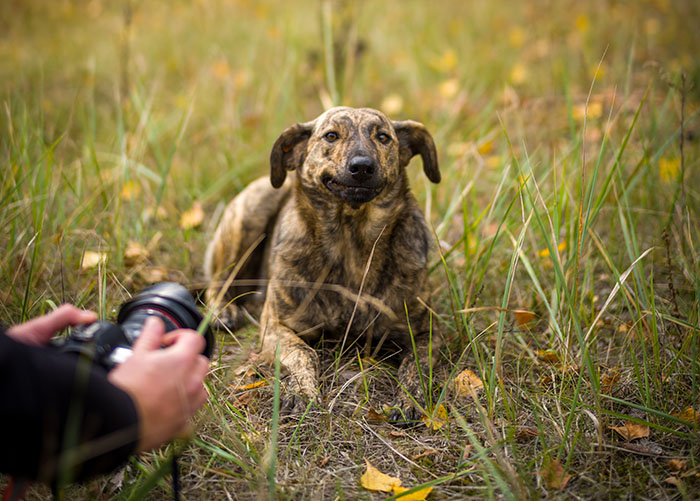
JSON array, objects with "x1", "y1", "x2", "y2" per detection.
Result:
[{"x1": 323, "y1": 176, "x2": 383, "y2": 205}]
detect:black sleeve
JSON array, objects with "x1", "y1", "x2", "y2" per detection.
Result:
[{"x1": 0, "y1": 328, "x2": 139, "y2": 484}]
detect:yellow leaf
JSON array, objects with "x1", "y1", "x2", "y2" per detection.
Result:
[
  {"x1": 674, "y1": 407, "x2": 700, "y2": 425},
  {"x1": 81, "y1": 250, "x2": 107, "y2": 270},
  {"x1": 421, "y1": 404, "x2": 447, "y2": 430},
  {"x1": 230, "y1": 380, "x2": 269, "y2": 391},
  {"x1": 438, "y1": 78, "x2": 459, "y2": 99},
  {"x1": 509, "y1": 64, "x2": 527, "y2": 85},
  {"x1": 381, "y1": 94, "x2": 404, "y2": 115},
  {"x1": 392, "y1": 484, "x2": 433, "y2": 500},
  {"x1": 575, "y1": 14, "x2": 590, "y2": 33},
  {"x1": 477, "y1": 140, "x2": 494, "y2": 155},
  {"x1": 536, "y1": 349, "x2": 560, "y2": 364},
  {"x1": 538, "y1": 241, "x2": 566, "y2": 258},
  {"x1": 659, "y1": 157, "x2": 680, "y2": 183},
  {"x1": 360, "y1": 458, "x2": 402, "y2": 492},
  {"x1": 124, "y1": 240, "x2": 149, "y2": 266},
  {"x1": 610, "y1": 421, "x2": 650, "y2": 441},
  {"x1": 453, "y1": 369, "x2": 483, "y2": 398},
  {"x1": 539, "y1": 458, "x2": 572, "y2": 491},
  {"x1": 180, "y1": 201, "x2": 204, "y2": 230},
  {"x1": 120, "y1": 180, "x2": 141, "y2": 201},
  {"x1": 508, "y1": 27, "x2": 525, "y2": 48},
  {"x1": 429, "y1": 49, "x2": 457, "y2": 73}
]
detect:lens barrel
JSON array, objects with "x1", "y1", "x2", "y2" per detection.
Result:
[{"x1": 117, "y1": 282, "x2": 214, "y2": 358}]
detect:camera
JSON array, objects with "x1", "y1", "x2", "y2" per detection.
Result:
[{"x1": 53, "y1": 282, "x2": 214, "y2": 371}]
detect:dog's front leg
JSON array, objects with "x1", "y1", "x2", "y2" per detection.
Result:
[{"x1": 260, "y1": 322, "x2": 320, "y2": 414}]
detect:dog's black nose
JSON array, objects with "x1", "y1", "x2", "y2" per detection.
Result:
[{"x1": 347, "y1": 156, "x2": 376, "y2": 183}]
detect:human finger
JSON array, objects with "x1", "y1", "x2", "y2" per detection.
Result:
[
  {"x1": 7, "y1": 304, "x2": 98, "y2": 345},
  {"x1": 132, "y1": 317, "x2": 165, "y2": 353},
  {"x1": 168, "y1": 331, "x2": 206, "y2": 356}
]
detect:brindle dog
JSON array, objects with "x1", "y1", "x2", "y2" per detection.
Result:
[{"x1": 204, "y1": 106, "x2": 441, "y2": 422}]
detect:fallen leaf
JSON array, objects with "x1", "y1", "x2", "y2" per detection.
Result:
[
  {"x1": 610, "y1": 422, "x2": 650, "y2": 441},
  {"x1": 360, "y1": 458, "x2": 401, "y2": 492},
  {"x1": 138, "y1": 266, "x2": 168, "y2": 283},
  {"x1": 367, "y1": 407, "x2": 388, "y2": 422},
  {"x1": 381, "y1": 94, "x2": 404, "y2": 115},
  {"x1": 388, "y1": 430, "x2": 408, "y2": 438},
  {"x1": 392, "y1": 485, "x2": 433, "y2": 500},
  {"x1": 124, "y1": 240, "x2": 149, "y2": 266},
  {"x1": 230, "y1": 380, "x2": 269, "y2": 391},
  {"x1": 453, "y1": 369, "x2": 484, "y2": 398},
  {"x1": 674, "y1": 407, "x2": 700, "y2": 425},
  {"x1": 81, "y1": 250, "x2": 107, "y2": 270},
  {"x1": 664, "y1": 476, "x2": 682, "y2": 488},
  {"x1": 539, "y1": 458, "x2": 572, "y2": 491},
  {"x1": 317, "y1": 456, "x2": 331, "y2": 467},
  {"x1": 411, "y1": 449, "x2": 438, "y2": 461},
  {"x1": 180, "y1": 201, "x2": 204, "y2": 230},
  {"x1": 516, "y1": 428, "x2": 539, "y2": 440},
  {"x1": 513, "y1": 309, "x2": 536, "y2": 326},
  {"x1": 421, "y1": 404, "x2": 447, "y2": 431},
  {"x1": 120, "y1": 180, "x2": 141, "y2": 201},
  {"x1": 600, "y1": 367, "x2": 621, "y2": 394},
  {"x1": 669, "y1": 459, "x2": 687, "y2": 472},
  {"x1": 538, "y1": 241, "x2": 567, "y2": 258},
  {"x1": 659, "y1": 157, "x2": 680, "y2": 183},
  {"x1": 536, "y1": 349, "x2": 560, "y2": 364}
]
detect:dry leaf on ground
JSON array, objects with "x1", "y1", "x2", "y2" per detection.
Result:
[
  {"x1": 610, "y1": 421, "x2": 650, "y2": 441},
  {"x1": 669, "y1": 459, "x2": 687, "y2": 472},
  {"x1": 539, "y1": 458, "x2": 572, "y2": 491},
  {"x1": 180, "y1": 201, "x2": 204, "y2": 230},
  {"x1": 536, "y1": 349, "x2": 560, "y2": 364},
  {"x1": 674, "y1": 407, "x2": 700, "y2": 425},
  {"x1": 392, "y1": 485, "x2": 433, "y2": 500},
  {"x1": 124, "y1": 240, "x2": 149, "y2": 266},
  {"x1": 360, "y1": 458, "x2": 402, "y2": 492},
  {"x1": 421, "y1": 404, "x2": 447, "y2": 430},
  {"x1": 366, "y1": 407, "x2": 388, "y2": 422},
  {"x1": 81, "y1": 250, "x2": 107, "y2": 270},
  {"x1": 453, "y1": 369, "x2": 484, "y2": 398},
  {"x1": 513, "y1": 308, "x2": 536, "y2": 326},
  {"x1": 601, "y1": 366, "x2": 621, "y2": 394},
  {"x1": 230, "y1": 380, "x2": 269, "y2": 391}
]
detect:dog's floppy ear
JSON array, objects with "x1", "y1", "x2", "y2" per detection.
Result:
[
  {"x1": 269, "y1": 121, "x2": 315, "y2": 188},
  {"x1": 392, "y1": 120, "x2": 440, "y2": 183}
]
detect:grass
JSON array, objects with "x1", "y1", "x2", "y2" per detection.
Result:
[{"x1": 1, "y1": 0, "x2": 699, "y2": 499}]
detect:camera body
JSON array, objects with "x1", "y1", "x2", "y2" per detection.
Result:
[{"x1": 53, "y1": 283, "x2": 214, "y2": 371}]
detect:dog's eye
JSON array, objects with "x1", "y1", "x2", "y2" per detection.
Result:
[
  {"x1": 323, "y1": 131, "x2": 339, "y2": 143},
  {"x1": 377, "y1": 133, "x2": 391, "y2": 144}
]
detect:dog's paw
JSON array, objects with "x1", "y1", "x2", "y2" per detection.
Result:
[
  {"x1": 211, "y1": 305, "x2": 245, "y2": 331},
  {"x1": 387, "y1": 402, "x2": 424, "y2": 427},
  {"x1": 280, "y1": 392, "x2": 311, "y2": 418},
  {"x1": 279, "y1": 377, "x2": 319, "y2": 419}
]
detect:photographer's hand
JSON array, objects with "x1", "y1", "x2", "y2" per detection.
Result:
[
  {"x1": 107, "y1": 317, "x2": 210, "y2": 452},
  {"x1": 6, "y1": 305, "x2": 98, "y2": 346}
]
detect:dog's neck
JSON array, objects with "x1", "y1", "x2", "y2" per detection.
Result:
[{"x1": 293, "y1": 176, "x2": 410, "y2": 259}]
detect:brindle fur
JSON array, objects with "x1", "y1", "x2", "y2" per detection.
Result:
[{"x1": 204, "y1": 107, "x2": 441, "y2": 421}]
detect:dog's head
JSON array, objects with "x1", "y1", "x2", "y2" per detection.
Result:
[{"x1": 270, "y1": 107, "x2": 440, "y2": 206}]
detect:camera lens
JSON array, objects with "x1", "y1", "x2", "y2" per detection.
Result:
[{"x1": 117, "y1": 282, "x2": 214, "y2": 358}]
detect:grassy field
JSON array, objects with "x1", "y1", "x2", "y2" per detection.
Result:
[{"x1": 2, "y1": 0, "x2": 699, "y2": 499}]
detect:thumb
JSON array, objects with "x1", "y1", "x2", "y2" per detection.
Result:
[{"x1": 132, "y1": 316, "x2": 165, "y2": 353}]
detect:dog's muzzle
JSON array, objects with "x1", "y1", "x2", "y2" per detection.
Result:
[{"x1": 323, "y1": 156, "x2": 384, "y2": 205}]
